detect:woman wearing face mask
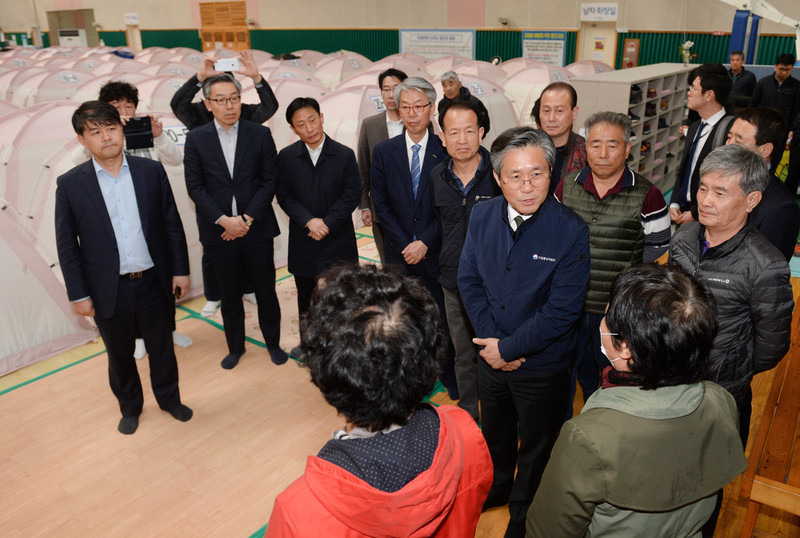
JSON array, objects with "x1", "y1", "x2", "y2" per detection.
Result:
[{"x1": 526, "y1": 264, "x2": 746, "y2": 537}]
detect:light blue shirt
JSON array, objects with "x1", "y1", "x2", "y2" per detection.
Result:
[{"x1": 93, "y1": 155, "x2": 154, "y2": 274}]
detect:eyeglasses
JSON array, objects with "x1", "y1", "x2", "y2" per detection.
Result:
[
  {"x1": 398, "y1": 102, "x2": 431, "y2": 115},
  {"x1": 208, "y1": 95, "x2": 241, "y2": 106},
  {"x1": 501, "y1": 172, "x2": 549, "y2": 190}
]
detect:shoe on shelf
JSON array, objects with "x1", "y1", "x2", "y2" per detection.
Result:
[
  {"x1": 643, "y1": 122, "x2": 651, "y2": 135},
  {"x1": 629, "y1": 112, "x2": 640, "y2": 123},
  {"x1": 172, "y1": 331, "x2": 193, "y2": 348},
  {"x1": 201, "y1": 300, "x2": 220, "y2": 318},
  {"x1": 646, "y1": 88, "x2": 658, "y2": 98},
  {"x1": 134, "y1": 338, "x2": 147, "y2": 360},
  {"x1": 658, "y1": 118, "x2": 668, "y2": 129},
  {"x1": 243, "y1": 293, "x2": 257, "y2": 305}
]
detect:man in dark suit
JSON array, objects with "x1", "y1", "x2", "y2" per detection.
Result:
[
  {"x1": 726, "y1": 107, "x2": 800, "y2": 261},
  {"x1": 277, "y1": 97, "x2": 361, "y2": 323},
  {"x1": 356, "y1": 68, "x2": 407, "y2": 264},
  {"x1": 670, "y1": 63, "x2": 734, "y2": 224},
  {"x1": 371, "y1": 76, "x2": 458, "y2": 397},
  {"x1": 55, "y1": 101, "x2": 193, "y2": 435},
  {"x1": 184, "y1": 74, "x2": 287, "y2": 369}
]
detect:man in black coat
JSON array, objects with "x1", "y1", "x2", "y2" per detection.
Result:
[
  {"x1": 726, "y1": 107, "x2": 800, "y2": 261},
  {"x1": 184, "y1": 74, "x2": 287, "y2": 369},
  {"x1": 277, "y1": 97, "x2": 361, "y2": 325},
  {"x1": 55, "y1": 101, "x2": 192, "y2": 435},
  {"x1": 437, "y1": 71, "x2": 490, "y2": 138},
  {"x1": 431, "y1": 99, "x2": 500, "y2": 420}
]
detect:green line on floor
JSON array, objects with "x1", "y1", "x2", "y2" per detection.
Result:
[{"x1": 0, "y1": 349, "x2": 106, "y2": 396}]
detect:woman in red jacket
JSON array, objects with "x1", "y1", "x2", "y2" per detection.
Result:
[{"x1": 266, "y1": 264, "x2": 493, "y2": 537}]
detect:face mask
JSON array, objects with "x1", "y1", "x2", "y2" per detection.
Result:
[{"x1": 599, "y1": 328, "x2": 623, "y2": 366}]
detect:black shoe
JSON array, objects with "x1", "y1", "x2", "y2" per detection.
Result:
[
  {"x1": 167, "y1": 404, "x2": 193, "y2": 422},
  {"x1": 289, "y1": 345, "x2": 303, "y2": 359},
  {"x1": 629, "y1": 112, "x2": 640, "y2": 123},
  {"x1": 269, "y1": 347, "x2": 289, "y2": 365},
  {"x1": 221, "y1": 351, "x2": 244, "y2": 369},
  {"x1": 118, "y1": 415, "x2": 139, "y2": 435}
]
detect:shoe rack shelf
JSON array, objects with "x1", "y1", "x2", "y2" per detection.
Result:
[{"x1": 571, "y1": 63, "x2": 695, "y2": 194}]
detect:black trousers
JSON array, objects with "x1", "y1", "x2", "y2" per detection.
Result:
[
  {"x1": 205, "y1": 240, "x2": 281, "y2": 353},
  {"x1": 386, "y1": 255, "x2": 457, "y2": 392},
  {"x1": 201, "y1": 250, "x2": 253, "y2": 300},
  {"x1": 293, "y1": 274, "x2": 316, "y2": 319},
  {"x1": 93, "y1": 270, "x2": 181, "y2": 417},
  {"x1": 479, "y1": 362, "x2": 570, "y2": 537}
]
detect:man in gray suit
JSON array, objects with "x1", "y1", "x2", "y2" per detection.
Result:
[{"x1": 356, "y1": 68, "x2": 407, "y2": 264}]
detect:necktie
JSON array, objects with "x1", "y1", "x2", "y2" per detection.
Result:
[
  {"x1": 410, "y1": 144, "x2": 421, "y2": 199},
  {"x1": 679, "y1": 122, "x2": 707, "y2": 206},
  {"x1": 514, "y1": 215, "x2": 525, "y2": 231}
]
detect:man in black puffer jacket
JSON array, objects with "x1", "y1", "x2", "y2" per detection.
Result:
[
  {"x1": 431, "y1": 100, "x2": 501, "y2": 420},
  {"x1": 670, "y1": 144, "x2": 793, "y2": 450}
]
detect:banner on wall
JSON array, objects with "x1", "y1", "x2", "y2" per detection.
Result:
[
  {"x1": 522, "y1": 31, "x2": 566, "y2": 66},
  {"x1": 399, "y1": 29, "x2": 475, "y2": 60},
  {"x1": 580, "y1": 3, "x2": 618, "y2": 21}
]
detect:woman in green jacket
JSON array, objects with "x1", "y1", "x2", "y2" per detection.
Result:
[{"x1": 526, "y1": 264, "x2": 747, "y2": 537}]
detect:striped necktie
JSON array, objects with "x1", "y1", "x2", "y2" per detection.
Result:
[{"x1": 410, "y1": 144, "x2": 421, "y2": 198}]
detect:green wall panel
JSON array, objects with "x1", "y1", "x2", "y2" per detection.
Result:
[
  {"x1": 476, "y1": 30, "x2": 577, "y2": 65},
  {"x1": 99, "y1": 31, "x2": 127, "y2": 47},
  {"x1": 249, "y1": 29, "x2": 398, "y2": 60},
  {"x1": 141, "y1": 30, "x2": 201, "y2": 50},
  {"x1": 754, "y1": 35, "x2": 796, "y2": 65},
  {"x1": 614, "y1": 32, "x2": 731, "y2": 69}
]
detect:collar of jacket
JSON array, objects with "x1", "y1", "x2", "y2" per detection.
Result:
[{"x1": 583, "y1": 382, "x2": 705, "y2": 419}]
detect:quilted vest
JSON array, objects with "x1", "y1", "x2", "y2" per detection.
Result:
[{"x1": 562, "y1": 170, "x2": 650, "y2": 314}]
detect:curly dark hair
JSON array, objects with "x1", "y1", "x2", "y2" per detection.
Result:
[
  {"x1": 98, "y1": 80, "x2": 139, "y2": 107},
  {"x1": 605, "y1": 264, "x2": 718, "y2": 390},
  {"x1": 300, "y1": 264, "x2": 443, "y2": 430}
]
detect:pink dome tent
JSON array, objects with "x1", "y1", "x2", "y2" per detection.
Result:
[
  {"x1": 452, "y1": 60, "x2": 508, "y2": 85},
  {"x1": 565, "y1": 60, "x2": 614, "y2": 77},
  {"x1": 434, "y1": 74, "x2": 520, "y2": 148},
  {"x1": 28, "y1": 69, "x2": 98, "y2": 106},
  {"x1": 502, "y1": 65, "x2": 574, "y2": 123},
  {"x1": 499, "y1": 58, "x2": 548, "y2": 77},
  {"x1": 134, "y1": 75, "x2": 191, "y2": 112},
  {"x1": 291, "y1": 50, "x2": 327, "y2": 66},
  {"x1": 336, "y1": 60, "x2": 430, "y2": 90},
  {"x1": 424, "y1": 55, "x2": 473, "y2": 78},
  {"x1": 314, "y1": 51, "x2": 373, "y2": 89},
  {"x1": 71, "y1": 71, "x2": 154, "y2": 104}
]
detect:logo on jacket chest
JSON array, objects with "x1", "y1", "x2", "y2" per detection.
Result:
[{"x1": 532, "y1": 253, "x2": 557, "y2": 262}]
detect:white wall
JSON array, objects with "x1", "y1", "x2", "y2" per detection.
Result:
[{"x1": 0, "y1": 0, "x2": 796, "y2": 35}]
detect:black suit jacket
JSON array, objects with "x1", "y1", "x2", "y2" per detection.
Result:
[
  {"x1": 670, "y1": 115, "x2": 734, "y2": 219},
  {"x1": 276, "y1": 136, "x2": 361, "y2": 276},
  {"x1": 55, "y1": 156, "x2": 190, "y2": 319},
  {"x1": 169, "y1": 74, "x2": 279, "y2": 130},
  {"x1": 183, "y1": 119, "x2": 280, "y2": 246},
  {"x1": 751, "y1": 175, "x2": 800, "y2": 262},
  {"x1": 370, "y1": 130, "x2": 447, "y2": 265},
  {"x1": 357, "y1": 111, "x2": 390, "y2": 212}
]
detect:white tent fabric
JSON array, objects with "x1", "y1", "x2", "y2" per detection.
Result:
[
  {"x1": 314, "y1": 52, "x2": 373, "y2": 89},
  {"x1": 433, "y1": 74, "x2": 520, "y2": 148},
  {"x1": 451, "y1": 60, "x2": 508, "y2": 85},
  {"x1": 291, "y1": 50, "x2": 327, "y2": 66},
  {"x1": 503, "y1": 65, "x2": 575, "y2": 123},
  {"x1": 566, "y1": 60, "x2": 614, "y2": 77},
  {"x1": 424, "y1": 55, "x2": 473, "y2": 78},
  {"x1": 499, "y1": 58, "x2": 548, "y2": 77}
]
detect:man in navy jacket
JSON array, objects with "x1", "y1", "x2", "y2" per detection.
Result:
[
  {"x1": 458, "y1": 127, "x2": 590, "y2": 537},
  {"x1": 56, "y1": 101, "x2": 192, "y2": 435}
]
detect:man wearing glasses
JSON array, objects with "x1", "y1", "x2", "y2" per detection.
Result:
[
  {"x1": 356, "y1": 68, "x2": 408, "y2": 264},
  {"x1": 458, "y1": 127, "x2": 590, "y2": 537},
  {"x1": 555, "y1": 112, "x2": 669, "y2": 413},
  {"x1": 184, "y1": 74, "x2": 287, "y2": 370},
  {"x1": 371, "y1": 76, "x2": 459, "y2": 399}
]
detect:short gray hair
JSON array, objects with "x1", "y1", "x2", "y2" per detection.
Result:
[
  {"x1": 490, "y1": 127, "x2": 556, "y2": 174},
  {"x1": 585, "y1": 111, "x2": 632, "y2": 144},
  {"x1": 202, "y1": 74, "x2": 242, "y2": 99},
  {"x1": 394, "y1": 77, "x2": 437, "y2": 107},
  {"x1": 441, "y1": 70, "x2": 460, "y2": 83},
  {"x1": 699, "y1": 144, "x2": 770, "y2": 195}
]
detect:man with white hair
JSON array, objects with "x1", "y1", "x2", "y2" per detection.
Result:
[
  {"x1": 371, "y1": 76, "x2": 458, "y2": 398},
  {"x1": 437, "y1": 70, "x2": 491, "y2": 137}
]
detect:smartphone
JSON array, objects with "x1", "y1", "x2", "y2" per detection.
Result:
[
  {"x1": 214, "y1": 58, "x2": 241, "y2": 72},
  {"x1": 122, "y1": 116, "x2": 153, "y2": 150}
]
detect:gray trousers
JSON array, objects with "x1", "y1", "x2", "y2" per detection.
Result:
[{"x1": 443, "y1": 286, "x2": 480, "y2": 420}]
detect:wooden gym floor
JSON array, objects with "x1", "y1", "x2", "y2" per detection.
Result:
[{"x1": 1, "y1": 227, "x2": 799, "y2": 537}]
